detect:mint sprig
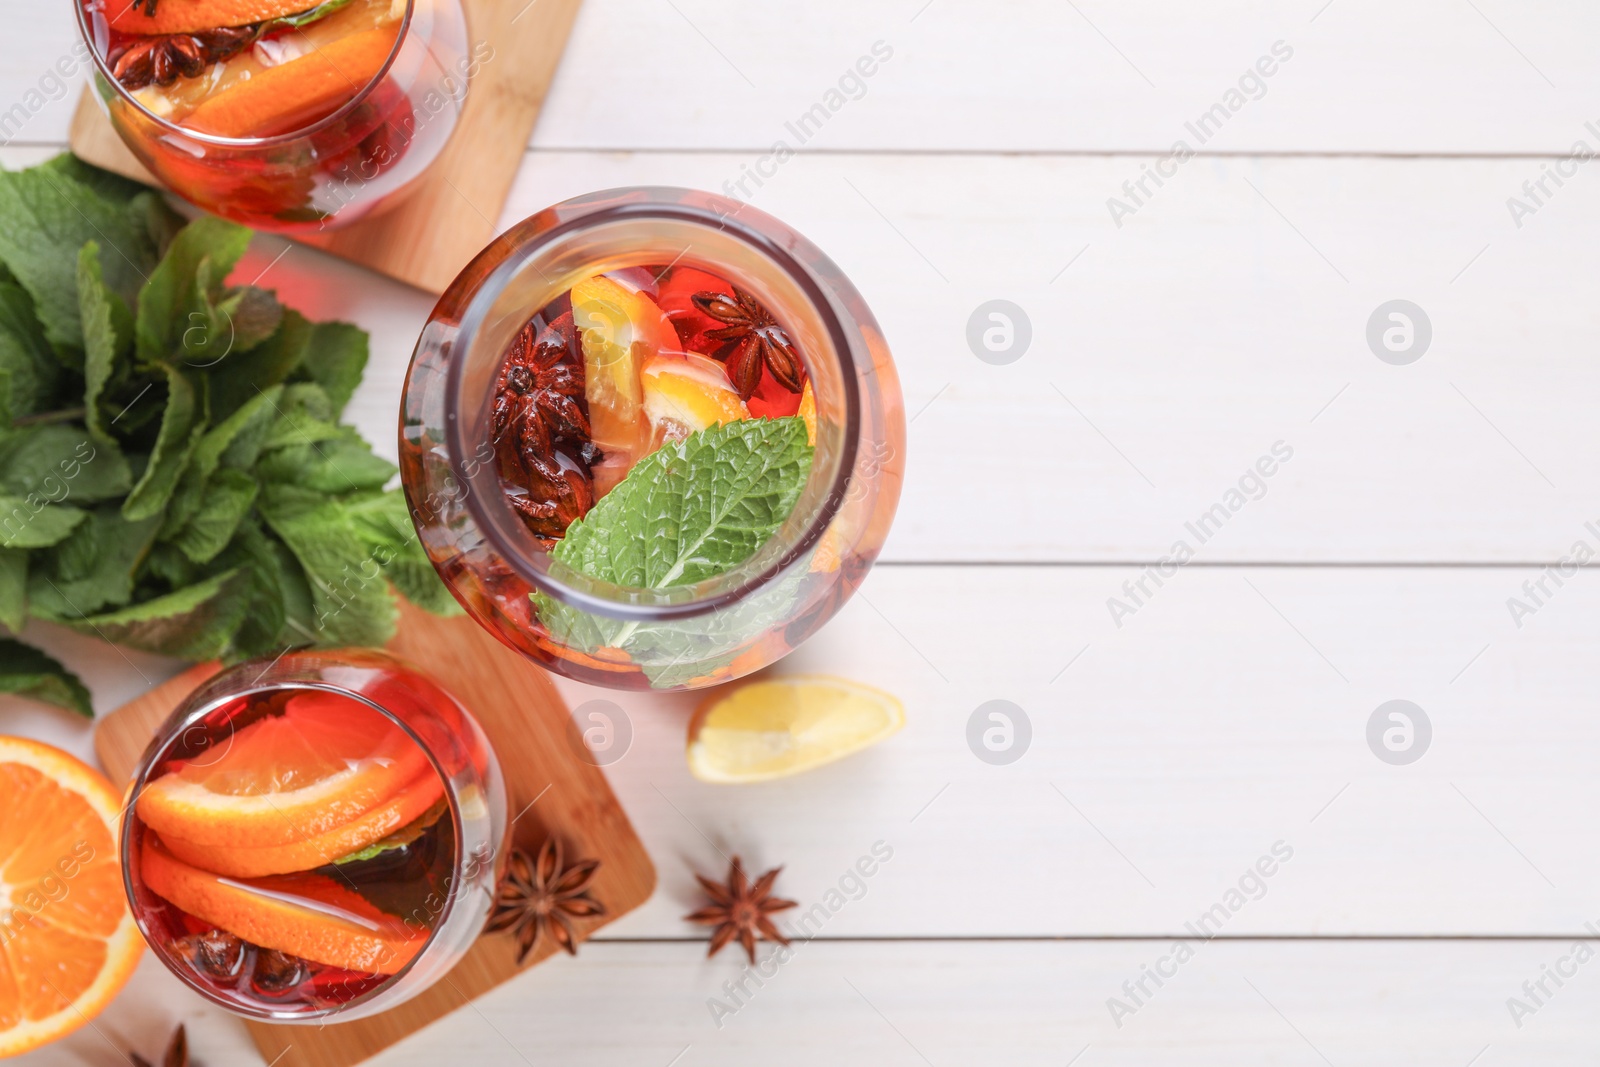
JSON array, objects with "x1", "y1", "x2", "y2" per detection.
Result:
[
  {"x1": 0, "y1": 154, "x2": 459, "y2": 717},
  {"x1": 538, "y1": 416, "x2": 814, "y2": 687}
]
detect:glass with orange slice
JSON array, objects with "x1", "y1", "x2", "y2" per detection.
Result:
[
  {"x1": 75, "y1": 0, "x2": 471, "y2": 230},
  {"x1": 120, "y1": 649, "x2": 505, "y2": 1021},
  {"x1": 399, "y1": 188, "x2": 907, "y2": 691}
]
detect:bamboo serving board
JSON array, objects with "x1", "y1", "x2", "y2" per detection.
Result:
[
  {"x1": 68, "y1": 0, "x2": 584, "y2": 293},
  {"x1": 94, "y1": 601, "x2": 656, "y2": 1067}
]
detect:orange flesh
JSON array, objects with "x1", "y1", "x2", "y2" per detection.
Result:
[
  {"x1": 0, "y1": 741, "x2": 143, "y2": 1055},
  {"x1": 158, "y1": 769, "x2": 445, "y2": 877},
  {"x1": 140, "y1": 837, "x2": 427, "y2": 973},
  {"x1": 182, "y1": 25, "x2": 398, "y2": 137},
  {"x1": 104, "y1": 0, "x2": 325, "y2": 35},
  {"x1": 135, "y1": 690, "x2": 430, "y2": 848}
]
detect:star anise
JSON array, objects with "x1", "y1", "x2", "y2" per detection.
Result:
[
  {"x1": 109, "y1": 25, "x2": 256, "y2": 90},
  {"x1": 130, "y1": 1024, "x2": 187, "y2": 1067},
  {"x1": 692, "y1": 288, "x2": 804, "y2": 400},
  {"x1": 485, "y1": 838, "x2": 605, "y2": 963},
  {"x1": 685, "y1": 856, "x2": 797, "y2": 965},
  {"x1": 492, "y1": 320, "x2": 598, "y2": 540}
]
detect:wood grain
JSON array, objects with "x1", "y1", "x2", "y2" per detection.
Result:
[
  {"x1": 67, "y1": 0, "x2": 585, "y2": 293},
  {"x1": 93, "y1": 602, "x2": 656, "y2": 1067}
]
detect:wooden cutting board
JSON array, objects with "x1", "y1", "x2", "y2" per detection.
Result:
[
  {"x1": 68, "y1": 0, "x2": 584, "y2": 294},
  {"x1": 95, "y1": 600, "x2": 656, "y2": 1067}
]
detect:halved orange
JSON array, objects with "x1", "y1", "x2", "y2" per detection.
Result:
[
  {"x1": 183, "y1": 26, "x2": 399, "y2": 138},
  {"x1": 135, "y1": 690, "x2": 429, "y2": 848},
  {"x1": 105, "y1": 0, "x2": 325, "y2": 35},
  {"x1": 0, "y1": 738, "x2": 143, "y2": 1057},
  {"x1": 140, "y1": 837, "x2": 427, "y2": 974},
  {"x1": 158, "y1": 769, "x2": 444, "y2": 878}
]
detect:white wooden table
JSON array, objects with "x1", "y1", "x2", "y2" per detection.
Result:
[{"x1": 5, "y1": 1, "x2": 1600, "y2": 1062}]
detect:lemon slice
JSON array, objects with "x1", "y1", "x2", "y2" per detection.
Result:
[{"x1": 687, "y1": 676, "x2": 905, "y2": 783}]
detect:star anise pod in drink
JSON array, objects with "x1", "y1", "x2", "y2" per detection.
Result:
[
  {"x1": 109, "y1": 25, "x2": 256, "y2": 90},
  {"x1": 492, "y1": 320, "x2": 598, "y2": 540},
  {"x1": 130, "y1": 1024, "x2": 187, "y2": 1067},
  {"x1": 691, "y1": 288, "x2": 804, "y2": 399},
  {"x1": 685, "y1": 856, "x2": 797, "y2": 964},
  {"x1": 485, "y1": 838, "x2": 606, "y2": 963}
]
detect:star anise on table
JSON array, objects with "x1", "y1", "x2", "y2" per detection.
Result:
[
  {"x1": 130, "y1": 1024, "x2": 188, "y2": 1067},
  {"x1": 685, "y1": 856, "x2": 797, "y2": 965},
  {"x1": 109, "y1": 25, "x2": 256, "y2": 90},
  {"x1": 691, "y1": 288, "x2": 804, "y2": 400},
  {"x1": 485, "y1": 838, "x2": 606, "y2": 964},
  {"x1": 492, "y1": 321, "x2": 599, "y2": 540}
]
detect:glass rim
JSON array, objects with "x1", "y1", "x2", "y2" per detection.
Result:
[
  {"x1": 74, "y1": 0, "x2": 416, "y2": 148},
  {"x1": 118, "y1": 668, "x2": 465, "y2": 1023},
  {"x1": 441, "y1": 189, "x2": 864, "y2": 624}
]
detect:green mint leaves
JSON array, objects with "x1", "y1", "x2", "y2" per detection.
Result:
[
  {"x1": 0, "y1": 154, "x2": 458, "y2": 718},
  {"x1": 539, "y1": 416, "x2": 814, "y2": 688}
]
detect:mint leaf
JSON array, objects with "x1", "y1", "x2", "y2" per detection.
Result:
[
  {"x1": 343, "y1": 491, "x2": 460, "y2": 617},
  {"x1": 0, "y1": 283, "x2": 62, "y2": 415},
  {"x1": 0, "y1": 548, "x2": 25, "y2": 632},
  {"x1": 536, "y1": 418, "x2": 813, "y2": 688},
  {"x1": 553, "y1": 417, "x2": 813, "y2": 588},
  {"x1": 78, "y1": 243, "x2": 135, "y2": 445},
  {"x1": 207, "y1": 307, "x2": 312, "y2": 423},
  {"x1": 0, "y1": 498, "x2": 86, "y2": 549},
  {"x1": 290, "y1": 320, "x2": 367, "y2": 417},
  {"x1": 63, "y1": 568, "x2": 249, "y2": 661},
  {"x1": 0, "y1": 427, "x2": 131, "y2": 504},
  {"x1": 0, "y1": 638, "x2": 92, "y2": 717},
  {"x1": 255, "y1": 429, "x2": 397, "y2": 493},
  {"x1": 122, "y1": 364, "x2": 201, "y2": 522},
  {"x1": 29, "y1": 505, "x2": 161, "y2": 617},
  {"x1": 171, "y1": 468, "x2": 257, "y2": 564},
  {"x1": 135, "y1": 217, "x2": 251, "y2": 366},
  {"x1": 256, "y1": 485, "x2": 397, "y2": 647},
  {"x1": 0, "y1": 163, "x2": 157, "y2": 350},
  {"x1": 213, "y1": 285, "x2": 282, "y2": 354}
]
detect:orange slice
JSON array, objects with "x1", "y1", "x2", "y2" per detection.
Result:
[
  {"x1": 140, "y1": 837, "x2": 427, "y2": 974},
  {"x1": 572, "y1": 275, "x2": 681, "y2": 463},
  {"x1": 105, "y1": 0, "x2": 324, "y2": 35},
  {"x1": 158, "y1": 769, "x2": 445, "y2": 878},
  {"x1": 135, "y1": 690, "x2": 429, "y2": 849},
  {"x1": 183, "y1": 26, "x2": 399, "y2": 138},
  {"x1": 641, "y1": 353, "x2": 750, "y2": 443},
  {"x1": 797, "y1": 380, "x2": 817, "y2": 445},
  {"x1": 0, "y1": 738, "x2": 143, "y2": 1057}
]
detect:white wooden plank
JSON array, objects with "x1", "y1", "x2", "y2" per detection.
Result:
[
  {"x1": 547, "y1": 563, "x2": 1600, "y2": 938},
  {"x1": 25, "y1": 938, "x2": 1596, "y2": 1067},
  {"x1": 9, "y1": 1, "x2": 1600, "y2": 153}
]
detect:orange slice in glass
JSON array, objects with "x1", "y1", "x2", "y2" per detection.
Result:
[
  {"x1": 641, "y1": 353, "x2": 750, "y2": 444},
  {"x1": 104, "y1": 0, "x2": 327, "y2": 35},
  {"x1": 182, "y1": 26, "x2": 399, "y2": 138},
  {"x1": 0, "y1": 737, "x2": 143, "y2": 1057},
  {"x1": 158, "y1": 769, "x2": 445, "y2": 878},
  {"x1": 572, "y1": 275, "x2": 681, "y2": 462},
  {"x1": 140, "y1": 837, "x2": 427, "y2": 974},
  {"x1": 135, "y1": 691, "x2": 430, "y2": 849}
]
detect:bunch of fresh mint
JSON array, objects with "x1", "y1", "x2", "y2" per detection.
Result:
[{"x1": 0, "y1": 154, "x2": 455, "y2": 717}]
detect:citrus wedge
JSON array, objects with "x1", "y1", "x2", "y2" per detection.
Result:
[
  {"x1": 135, "y1": 691, "x2": 430, "y2": 848},
  {"x1": 158, "y1": 769, "x2": 444, "y2": 878},
  {"x1": 797, "y1": 380, "x2": 817, "y2": 445},
  {"x1": 140, "y1": 836, "x2": 427, "y2": 974},
  {"x1": 572, "y1": 275, "x2": 680, "y2": 462},
  {"x1": 105, "y1": 0, "x2": 325, "y2": 35},
  {"x1": 687, "y1": 676, "x2": 905, "y2": 783},
  {"x1": 0, "y1": 737, "x2": 143, "y2": 1057},
  {"x1": 183, "y1": 26, "x2": 399, "y2": 138},
  {"x1": 641, "y1": 352, "x2": 749, "y2": 443}
]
